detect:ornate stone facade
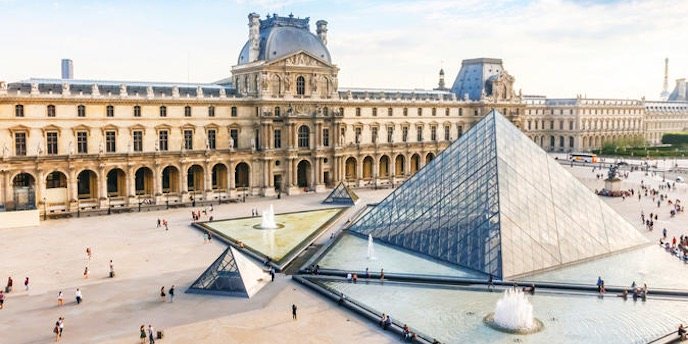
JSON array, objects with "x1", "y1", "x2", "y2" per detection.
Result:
[{"x1": 0, "y1": 12, "x2": 687, "y2": 216}]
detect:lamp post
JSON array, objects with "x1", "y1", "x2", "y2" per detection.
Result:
[
  {"x1": 42, "y1": 196, "x2": 47, "y2": 221},
  {"x1": 76, "y1": 177, "x2": 80, "y2": 218}
]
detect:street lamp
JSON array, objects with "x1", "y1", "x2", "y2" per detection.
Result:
[
  {"x1": 76, "y1": 177, "x2": 80, "y2": 218},
  {"x1": 42, "y1": 196, "x2": 47, "y2": 221}
]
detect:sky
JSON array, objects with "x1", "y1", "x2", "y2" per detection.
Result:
[{"x1": 0, "y1": 0, "x2": 687, "y2": 99}]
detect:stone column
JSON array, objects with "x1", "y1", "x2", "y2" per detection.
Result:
[
  {"x1": 228, "y1": 160, "x2": 236, "y2": 198},
  {"x1": 181, "y1": 165, "x2": 189, "y2": 194},
  {"x1": 36, "y1": 169, "x2": 45, "y2": 208},
  {"x1": 356, "y1": 156, "x2": 364, "y2": 187},
  {"x1": 99, "y1": 167, "x2": 108, "y2": 208},
  {"x1": 69, "y1": 168, "x2": 78, "y2": 211},
  {"x1": 1, "y1": 170, "x2": 8, "y2": 208}
]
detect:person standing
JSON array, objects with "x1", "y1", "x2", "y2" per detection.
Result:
[
  {"x1": 292, "y1": 304, "x2": 297, "y2": 320},
  {"x1": 75, "y1": 289, "x2": 82, "y2": 304},
  {"x1": 169, "y1": 285, "x2": 175, "y2": 303},
  {"x1": 109, "y1": 260, "x2": 115, "y2": 278},
  {"x1": 160, "y1": 286, "x2": 166, "y2": 302},
  {"x1": 6, "y1": 276, "x2": 12, "y2": 293},
  {"x1": 24, "y1": 277, "x2": 29, "y2": 291},
  {"x1": 270, "y1": 267, "x2": 275, "y2": 282},
  {"x1": 57, "y1": 291, "x2": 64, "y2": 306},
  {"x1": 157, "y1": 218, "x2": 161, "y2": 228},
  {"x1": 148, "y1": 324, "x2": 155, "y2": 344},
  {"x1": 86, "y1": 247, "x2": 92, "y2": 260},
  {"x1": 0, "y1": 290, "x2": 5, "y2": 309},
  {"x1": 58, "y1": 317, "x2": 64, "y2": 338},
  {"x1": 139, "y1": 325, "x2": 147, "y2": 344},
  {"x1": 53, "y1": 321, "x2": 60, "y2": 342}
]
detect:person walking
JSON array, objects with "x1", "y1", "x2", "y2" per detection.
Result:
[
  {"x1": 148, "y1": 324, "x2": 155, "y2": 344},
  {"x1": 53, "y1": 321, "x2": 61, "y2": 342},
  {"x1": 157, "y1": 218, "x2": 161, "y2": 228},
  {"x1": 292, "y1": 304, "x2": 298, "y2": 320},
  {"x1": 75, "y1": 289, "x2": 82, "y2": 304},
  {"x1": 86, "y1": 247, "x2": 92, "y2": 260},
  {"x1": 83, "y1": 266, "x2": 89, "y2": 279},
  {"x1": 270, "y1": 267, "x2": 275, "y2": 282},
  {"x1": 6, "y1": 276, "x2": 13, "y2": 293},
  {"x1": 57, "y1": 291, "x2": 64, "y2": 306},
  {"x1": 139, "y1": 325, "x2": 147, "y2": 344},
  {"x1": 24, "y1": 277, "x2": 29, "y2": 291},
  {"x1": 0, "y1": 290, "x2": 5, "y2": 309},
  {"x1": 109, "y1": 260, "x2": 115, "y2": 278},
  {"x1": 160, "y1": 286, "x2": 166, "y2": 302},
  {"x1": 169, "y1": 285, "x2": 175, "y2": 303},
  {"x1": 58, "y1": 317, "x2": 64, "y2": 338}
]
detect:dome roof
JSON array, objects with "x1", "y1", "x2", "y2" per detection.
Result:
[{"x1": 237, "y1": 15, "x2": 331, "y2": 65}]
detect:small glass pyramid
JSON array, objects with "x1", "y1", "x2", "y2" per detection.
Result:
[
  {"x1": 187, "y1": 246, "x2": 269, "y2": 297},
  {"x1": 323, "y1": 181, "x2": 359, "y2": 205},
  {"x1": 349, "y1": 110, "x2": 647, "y2": 279}
]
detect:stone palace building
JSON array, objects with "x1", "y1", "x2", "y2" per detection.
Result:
[{"x1": 1, "y1": 13, "x2": 687, "y2": 216}]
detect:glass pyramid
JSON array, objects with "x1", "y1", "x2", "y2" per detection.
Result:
[
  {"x1": 349, "y1": 110, "x2": 647, "y2": 279},
  {"x1": 323, "y1": 181, "x2": 359, "y2": 205},
  {"x1": 187, "y1": 246, "x2": 269, "y2": 297}
]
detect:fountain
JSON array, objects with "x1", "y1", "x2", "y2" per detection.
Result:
[
  {"x1": 260, "y1": 204, "x2": 278, "y2": 229},
  {"x1": 367, "y1": 234, "x2": 376, "y2": 260},
  {"x1": 484, "y1": 288, "x2": 543, "y2": 334}
]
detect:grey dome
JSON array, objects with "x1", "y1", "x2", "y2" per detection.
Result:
[{"x1": 237, "y1": 16, "x2": 331, "y2": 65}]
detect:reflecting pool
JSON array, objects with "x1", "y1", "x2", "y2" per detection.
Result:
[
  {"x1": 202, "y1": 208, "x2": 342, "y2": 261},
  {"x1": 322, "y1": 280, "x2": 688, "y2": 343},
  {"x1": 521, "y1": 245, "x2": 688, "y2": 290},
  {"x1": 318, "y1": 233, "x2": 482, "y2": 278}
]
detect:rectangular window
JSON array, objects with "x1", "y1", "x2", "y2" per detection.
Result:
[
  {"x1": 208, "y1": 106, "x2": 215, "y2": 117},
  {"x1": 323, "y1": 128, "x2": 329, "y2": 147},
  {"x1": 550, "y1": 121, "x2": 554, "y2": 130},
  {"x1": 372, "y1": 108, "x2": 377, "y2": 117},
  {"x1": 14, "y1": 132, "x2": 26, "y2": 156},
  {"x1": 459, "y1": 108, "x2": 463, "y2": 116},
  {"x1": 444, "y1": 126, "x2": 450, "y2": 141},
  {"x1": 159, "y1": 106, "x2": 167, "y2": 117},
  {"x1": 134, "y1": 106, "x2": 141, "y2": 117},
  {"x1": 77, "y1": 105, "x2": 86, "y2": 117},
  {"x1": 417, "y1": 108, "x2": 423, "y2": 116},
  {"x1": 207, "y1": 129, "x2": 216, "y2": 149},
  {"x1": 432, "y1": 108, "x2": 436, "y2": 116},
  {"x1": 47, "y1": 105, "x2": 56, "y2": 117},
  {"x1": 77, "y1": 132, "x2": 88, "y2": 154},
  {"x1": 430, "y1": 126, "x2": 437, "y2": 141},
  {"x1": 372, "y1": 127, "x2": 378, "y2": 143},
  {"x1": 184, "y1": 130, "x2": 193, "y2": 150},
  {"x1": 274, "y1": 129, "x2": 282, "y2": 149},
  {"x1": 15, "y1": 105, "x2": 24, "y2": 117},
  {"x1": 184, "y1": 106, "x2": 192, "y2": 117},
  {"x1": 356, "y1": 108, "x2": 361, "y2": 116},
  {"x1": 46, "y1": 132, "x2": 58, "y2": 155},
  {"x1": 158, "y1": 130, "x2": 168, "y2": 151},
  {"x1": 387, "y1": 127, "x2": 393, "y2": 143},
  {"x1": 106, "y1": 105, "x2": 114, "y2": 117},
  {"x1": 445, "y1": 108, "x2": 449, "y2": 116},
  {"x1": 230, "y1": 129, "x2": 239, "y2": 148},
  {"x1": 231, "y1": 106, "x2": 237, "y2": 117},
  {"x1": 402, "y1": 127, "x2": 408, "y2": 142},
  {"x1": 105, "y1": 131, "x2": 116, "y2": 153},
  {"x1": 388, "y1": 108, "x2": 393, "y2": 116},
  {"x1": 457, "y1": 125, "x2": 463, "y2": 138},
  {"x1": 569, "y1": 121, "x2": 574, "y2": 130},
  {"x1": 403, "y1": 108, "x2": 408, "y2": 116},
  {"x1": 474, "y1": 109, "x2": 478, "y2": 116},
  {"x1": 417, "y1": 126, "x2": 423, "y2": 141},
  {"x1": 133, "y1": 131, "x2": 143, "y2": 152},
  {"x1": 559, "y1": 121, "x2": 563, "y2": 130},
  {"x1": 355, "y1": 127, "x2": 361, "y2": 144}
]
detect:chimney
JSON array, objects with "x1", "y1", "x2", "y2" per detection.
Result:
[
  {"x1": 438, "y1": 69, "x2": 446, "y2": 90},
  {"x1": 248, "y1": 13, "x2": 261, "y2": 63},
  {"x1": 316, "y1": 20, "x2": 328, "y2": 46},
  {"x1": 61, "y1": 59, "x2": 73, "y2": 79}
]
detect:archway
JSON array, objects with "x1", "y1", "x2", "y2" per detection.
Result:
[
  {"x1": 77, "y1": 170, "x2": 98, "y2": 200},
  {"x1": 410, "y1": 154, "x2": 420, "y2": 174},
  {"x1": 106, "y1": 168, "x2": 126, "y2": 197},
  {"x1": 379, "y1": 155, "x2": 390, "y2": 177},
  {"x1": 45, "y1": 171, "x2": 68, "y2": 207},
  {"x1": 426, "y1": 152, "x2": 435, "y2": 165},
  {"x1": 135, "y1": 167, "x2": 154, "y2": 195},
  {"x1": 162, "y1": 166, "x2": 180, "y2": 193},
  {"x1": 345, "y1": 157, "x2": 357, "y2": 181},
  {"x1": 187, "y1": 165, "x2": 204, "y2": 192},
  {"x1": 235, "y1": 162, "x2": 250, "y2": 188},
  {"x1": 12, "y1": 173, "x2": 35, "y2": 210},
  {"x1": 362, "y1": 156, "x2": 374, "y2": 179},
  {"x1": 395, "y1": 155, "x2": 405, "y2": 176},
  {"x1": 297, "y1": 160, "x2": 311, "y2": 188},
  {"x1": 212, "y1": 163, "x2": 228, "y2": 190}
]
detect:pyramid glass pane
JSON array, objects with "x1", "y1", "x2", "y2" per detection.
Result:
[
  {"x1": 349, "y1": 110, "x2": 647, "y2": 279},
  {"x1": 189, "y1": 247, "x2": 247, "y2": 296},
  {"x1": 323, "y1": 182, "x2": 358, "y2": 205},
  {"x1": 349, "y1": 114, "x2": 502, "y2": 277}
]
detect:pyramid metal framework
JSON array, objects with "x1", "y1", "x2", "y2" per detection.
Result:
[
  {"x1": 322, "y1": 181, "x2": 359, "y2": 205},
  {"x1": 187, "y1": 246, "x2": 263, "y2": 297},
  {"x1": 349, "y1": 110, "x2": 647, "y2": 279}
]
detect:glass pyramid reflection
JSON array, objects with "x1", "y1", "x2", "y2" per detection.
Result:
[
  {"x1": 187, "y1": 246, "x2": 269, "y2": 297},
  {"x1": 349, "y1": 110, "x2": 647, "y2": 279},
  {"x1": 323, "y1": 181, "x2": 359, "y2": 205}
]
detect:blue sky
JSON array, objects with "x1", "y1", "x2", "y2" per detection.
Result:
[{"x1": 0, "y1": 0, "x2": 686, "y2": 99}]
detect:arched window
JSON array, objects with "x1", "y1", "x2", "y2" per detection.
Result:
[
  {"x1": 298, "y1": 125, "x2": 310, "y2": 148},
  {"x1": 15, "y1": 104, "x2": 24, "y2": 117},
  {"x1": 296, "y1": 76, "x2": 305, "y2": 95}
]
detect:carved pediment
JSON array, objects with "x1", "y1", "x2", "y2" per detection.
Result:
[{"x1": 267, "y1": 51, "x2": 333, "y2": 68}]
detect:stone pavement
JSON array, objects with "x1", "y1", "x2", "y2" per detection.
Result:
[{"x1": 0, "y1": 189, "x2": 396, "y2": 344}]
